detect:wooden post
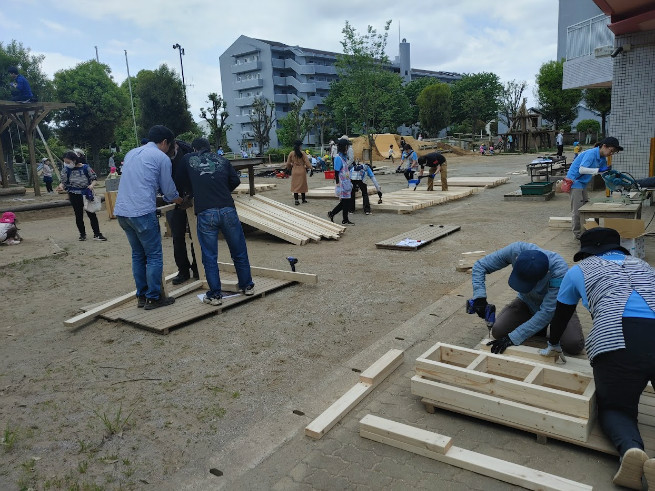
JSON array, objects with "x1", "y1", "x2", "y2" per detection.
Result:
[
  {"x1": 36, "y1": 125, "x2": 61, "y2": 181},
  {"x1": 0, "y1": 137, "x2": 8, "y2": 188},
  {"x1": 24, "y1": 111, "x2": 40, "y2": 196}
]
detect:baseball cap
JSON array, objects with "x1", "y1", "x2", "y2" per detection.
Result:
[
  {"x1": 599, "y1": 137, "x2": 623, "y2": 152},
  {"x1": 508, "y1": 250, "x2": 549, "y2": 293}
]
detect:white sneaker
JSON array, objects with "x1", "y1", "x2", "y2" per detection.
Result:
[
  {"x1": 203, "y1": 295, "x2": 222, "y2": 306},
  {"x1": 613, "y1": 448, "x2": 648, "y2": 489},
  {"x1": 241, "y1": 285, "x2": 255, "y2": 296}
]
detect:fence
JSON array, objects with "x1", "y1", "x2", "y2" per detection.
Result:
[{"x1": 567, "y1": 14, "x2": 613, "y2": 60}]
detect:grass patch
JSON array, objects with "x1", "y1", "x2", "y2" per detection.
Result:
[
  {"x1": 94, "y1": 404, "x2": 134, "y2": 437},
  {"x1": 2, "y1": 424, "x2": 18, "y2": 452}
]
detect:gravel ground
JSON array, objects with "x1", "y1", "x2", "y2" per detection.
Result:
[{"x1": 0, "y1": 151, "x2": 633, "y2": 489}]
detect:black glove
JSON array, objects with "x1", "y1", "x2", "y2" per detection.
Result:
[
  {"x1": 473, "y1": 297, "x2": 488, "y2": 319},
  {"x1": 377, "y1": 191, "x2": 382, "y2": 198},
  {"x1": 487, "y1": 335, "x2": 514, "y2": 354},
  {"x1": 179, "y1": 195, "x2": 194, "y2": 210}
]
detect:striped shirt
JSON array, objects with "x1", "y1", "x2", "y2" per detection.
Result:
[
  {"x1": 558, "y1": 253, "x2": 655, "y2": 360},
  {"x1": 64, "y1": 165, "x2": 96, "y2": 194}
]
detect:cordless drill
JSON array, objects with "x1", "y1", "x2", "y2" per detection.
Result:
[{"x1": 466, "y1": 299, "x2": 496, "y2": 335}]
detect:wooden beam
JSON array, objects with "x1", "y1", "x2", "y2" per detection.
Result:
[
  {"x1": 359, "y1": 349, "x2": 404, "y2": 386},
  {"x1": 359, "y1": 415, "x2": 592, "y2": 491},
  {"x1": 218, "y1": 262, "x2": 318, "y2": 284}
]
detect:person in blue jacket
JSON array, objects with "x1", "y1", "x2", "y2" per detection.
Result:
[
  {"x1": 566, "y1": 136, "x2": 622, "y2": 239},
  {"x1": 471, "y1": 242, "x2": 583, "y2": 354},
  {"x1": 541, "y1": 227, "x2": 655, "y2": 490},
  {"x1": 7, "y1": 66, "x2": 34, "y2": 102}
]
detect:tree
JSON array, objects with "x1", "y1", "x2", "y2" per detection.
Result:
[
  {"x1": 451, "y1": 72, "x2": 502, "y2": 134},
  {"x1": 498, "y1": 79, "x2": 527, "y2": 130},
  {"x1": 404, "y1": 77, "x2": 440, "y2": 125},
  {"x1": 575, "y1": 119, "x2": 600, "y2": 133},
  {"x1": 134, "y1": 64, "x2": 194, "y2": 137},
  {"x1": 583, "y1": 88, "x2": 611, "y2": 137},
  {"x1": 248, "y1": 97, "x2": 275, "y2": 155},
  {"x1": 53, "y1": 61, "x2": 127, "y2": 172},
  {"x1": 535, "y1": 60, "x2": 582, "y2": 130},
  {"x1": 310, "y1": 107, "x2": 331, "y2": 152},
  {"x1": 325, "y1": 20, "x2": 410, "y2": 164},
  {"x1": 200, "y1": 93, "x2": 230, "y2": 149},
  {"x1": 276, "y1": 97, "x2": 311, "y2": 147},
  {"x1": 416, "y1": 82, "x2": 452, "y2": 136}
]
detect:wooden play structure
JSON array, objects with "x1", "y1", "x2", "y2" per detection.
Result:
[{"x1": 504, "y1": 98, "x2": 555, "y2": 153}]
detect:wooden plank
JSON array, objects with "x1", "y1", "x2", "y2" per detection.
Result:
[
  {"x1": 305, "y1": 382, "x2": 370, "y2": 439},
  {"x1": 359, "y1": 349, "x2": 404, "y2": 386},
  {"x1": 64, "y1": 290, "x2": 137, "y2": 328},
  {"x1": 359, "y1": 417, "x2": 592, "y2": 491},
  {"x1": 478, "y1": 338, "x2": 564, "y2": 363},
  {"x1": 456, "y1": 250, "x2": 486, "y2": 271},
  {"x1": 218, "y1": 262, "x2": 318, "y2": 284},
  {"x1": 376, "y1": 224, "x2": 461, "y2": 250},
  {"x1": 411, "y1": 376, "x2": 591, "y2": 442}
]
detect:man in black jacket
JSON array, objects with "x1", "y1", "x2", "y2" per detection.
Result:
[{"x1": 418, "y1": 152, "x2": 447, "y2": 191}]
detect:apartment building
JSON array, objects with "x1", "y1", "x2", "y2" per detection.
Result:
[
  {"x1": 219, "y1": 35, "x2": 461, "y2": 152},
  {"x1": 559, "y1": 0, "x2": 655, "y2": 177}
]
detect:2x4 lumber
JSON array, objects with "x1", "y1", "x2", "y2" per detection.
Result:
[
  {"x1": 236, "y1": 208, "x2": 307, "y2": 245},
  {"x1": 411, "y1": 376, "x2": 591, "y2": 442},
  {"x1": 238, "y1": 200, "x2": 323, "y2": 241},
  {"x1": 478, "y1": 338, "x2": 562, "y2": 362},
  {"x1": 359, "y1": 349, "x2": 404, "y2": 385},
  {"x1": 250, "y1": 195, "x2": 345, "y2": 234},
  {"x1": 305, "y1": 348, "x2": 404, "y2": 440},
  {"x1": 218, "y1": 262, "x2": 318, "y2": 285},
  {"x1": 359, "y1": 415, "x2": 591, "y2": 491}
]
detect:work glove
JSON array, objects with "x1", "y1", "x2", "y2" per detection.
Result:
[
  {"x1": 473, "y1": 297, "x2": 488, "y2": 319},
  {"x1": 598, "y1": 166, "x2": 610, "y2": 173},
  {"x1": 429, "y1": 174, "x2": 436, "y2": 179},
  {"x1": 179, "y1": 195, "x2": 194, "y2": 210},
  {"x1": 539, "y1": 341, "x2": 563, "y2": 356},
  {"x1": 487, "y1": 335, "x2": 514, "y2": 354}
]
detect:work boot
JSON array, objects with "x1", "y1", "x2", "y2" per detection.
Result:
[
  {"x1": 144, "y1": 296, "x2": 175, "y2": 310},
  {"x1": 172, "y1": 271, "x2": 191, "y2": 285},
  {"x1": 613, "y1": 448, "x2": 648, "y2": 489},
  {"x1": 137, "y1": 295, "x2": 146, "y2": 308}
]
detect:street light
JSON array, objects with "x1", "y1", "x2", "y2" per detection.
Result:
[{"x1": 172, "y1": 43, "x2": 187, "y2": 105}]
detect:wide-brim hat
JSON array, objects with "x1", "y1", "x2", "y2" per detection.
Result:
[
  {"x1": 508, "y1": 250, "x2": 549, "y2": 293},
  {"x1": 574, "y1": 227, "x2": 630, "y2": 261}
]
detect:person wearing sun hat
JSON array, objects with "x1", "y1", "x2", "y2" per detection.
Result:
[
  {"x1": 542, "y1": 227, "x2": 655, "y2": 489},
  {"x1": 566, "y1": 136, "x2": 623, "y2": 240},
  {"x1": 471, "y1": 242, "x2": 584, "y2": 355}
]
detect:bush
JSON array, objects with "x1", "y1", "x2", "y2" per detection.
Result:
[
  {"x1": 266, "y1": 147, "x2": 292, "y2": 163},
  {"x1": 575, "y1": 119, "x2": 600, "y2": 133}
]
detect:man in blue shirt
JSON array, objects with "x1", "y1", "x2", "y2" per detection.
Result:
[
  {"x1": 470, "y1": 242, "x2": 583, "y2": 354},
  {"x1": 8, "y1": 66, "x2": 34, "y2": 102},
  {"x1": 542, "y1": 227, "x2": 655, "y2": 489},
  {"x1": 566, "y1": 137, "x2": 623, "y2": 239},
  {"x1": 180, "y1": 138, "x2": 254, "y2": 306},
  {"x1": 114, "y1": 125, "x2": 183, "y2": 310}
]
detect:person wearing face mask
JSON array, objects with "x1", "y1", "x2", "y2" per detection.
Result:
[
  {"x1": 55, "y1": 151, "x2": 107, "y2": 242},
  {"x1": 114, "y1": 125, "x2": 184, "y2": 310}
]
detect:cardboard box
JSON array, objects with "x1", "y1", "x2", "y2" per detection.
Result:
[{"x1": 586, "y1": 218, "x2": 645, "y2": 259}]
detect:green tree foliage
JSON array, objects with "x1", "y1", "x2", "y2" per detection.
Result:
[
  {"x1": 200, "y1": 93, "x2": 230, "y2": 149},
  {"x1": 53, "y1": 61, "x2": 127, "y2": 172},
  {"x1": 0, "y1": 40, "x2": 54, "y2": 102},
  {"x1": 404, "y1": 77, "x2": 440, "y2": 124},
  {"x1": 276, "y1": 98, "x2": 313, "y2": 147},
  {"x1": 583, "y1": 88, "x2": 611, "y2": 137},
  {"x1": 325, "y1": 20, "x2": 410, "y2": 163},
  {"x1": 134, "y1": 64, "x2": 194, "y2": 137},
  {"x1": 248, "y1": 97, "x2": 275, "y2": 155},
  {"x1": 310, "y1": 107, "x2": 331, "y2": 151},
  {"x1": 416, "y1": 82, "x2": 452, "y2": 136},
  {"x1": 451, "y1": 72, "x2": 502, "y2": 134},
  {"x1": 575, "y1": 119, "x2": 600, "y2": 134},
  {"x1": 535, "y1": 60, "x2": 582, "y2": 130},
  {"x1": 498, "y1": 79, "x2": 527, "y2": 130}
]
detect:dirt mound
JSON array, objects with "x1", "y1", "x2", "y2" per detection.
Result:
[{"x1": 347, "y1": 134, "x2": 468, "y2": 161}]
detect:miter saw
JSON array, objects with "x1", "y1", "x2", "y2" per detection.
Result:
[{"x1": 602, "y1": 169, "x2": 640, "y2": 196}]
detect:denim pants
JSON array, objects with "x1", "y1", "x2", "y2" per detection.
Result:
[
  {"x1": 196, "y1": 207, "x2": 253, "y2": 298},
  {"x1": 118, "y1": 213, "x2": 163, "y2": 299}
]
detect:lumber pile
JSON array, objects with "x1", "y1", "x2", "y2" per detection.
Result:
[
  {"x1": 419, "y1": 176, "x2": 510, "y2": 189},
  {"x1": 411, "y1": 342, "x2": 596, "y2": 443},
  {"x1": 232, "y1": 183, "x2": 277, "y2": 194},
  {"x1": 233, "y1": 195, "x2": 345, "y2": 245},
  {"x1": 456, "y1": 250, "x2": 486, "y2": 272},
  {"x1": 306, "y1": 185, "x2": 377, "y2": 199}
]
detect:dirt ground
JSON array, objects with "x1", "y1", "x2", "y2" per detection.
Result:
[{"x1": 0, "y1": 151, "x2": 651, "y2": 490}]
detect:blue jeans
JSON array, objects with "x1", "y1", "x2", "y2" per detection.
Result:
[
  {"x1": 196, "y1": 207, "x2": 253, "y2": 298},
  {"x1": 118, "y1": 213, "x2": 163, "y2": 299}
]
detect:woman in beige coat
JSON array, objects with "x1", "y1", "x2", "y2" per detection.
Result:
[{"x1": 286, "y1": 140, "x2": 312, "y2": 205}]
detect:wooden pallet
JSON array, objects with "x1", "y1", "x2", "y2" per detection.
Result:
[
  {"x1": 416, "y1": 176, "x2": 510, "y2": 189},
  {"x1": 233, "y1": 183, "x2": 277, "y2": 194},
  {"x1": 376, "y1": 224, "x2": 461, "y2": 250},
  {"x1": 360, "y1": 188, "x2": 477, "y2": 214},
  {"x1": 306, "y1": 185, "x2": 377, "y2": 199},
  {"x1": 233, "y1": 195, "x2": 345, "y2": 245}
]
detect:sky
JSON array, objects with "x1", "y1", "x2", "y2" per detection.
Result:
[{"x1": 2, "y1": 0, "x2": 559, "y2": 124}]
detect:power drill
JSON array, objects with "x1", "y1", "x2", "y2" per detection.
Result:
[{"x1": 466, "y1": 299, "x2": 496, "y2": 335}]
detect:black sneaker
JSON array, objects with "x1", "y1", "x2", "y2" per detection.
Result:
[
  {"x1": 342, "y1": 220, "x2": 355, "y2": 225},
  {"x1": 137, "y1": 295, "x2": 146, "y2": 308},
  {"x1": 93, "y1": 234, "x2": 107, "y2": 241},
  {"x1": 144, "y1": 296, "x2": 175, "y2": 310},
  {"x1": 172, "y1": 272, "x2": 190, "y2": 285},
  {"x1": 79, "y1": 234, "x2": 86, "y2": 241},
  {"x1": 240, "y1": 285, "x2": 255, "y2": 296},
  {"x1": 202, "y1": 294, "x2": 223, "y2": 306},
  {"x1": 327, "y1": 211, "x2": 334, "y2": 222},
  {"x1": 302, "y1": 200, "x2": 308, "y2": 203},
  {"x1": 295, "y1": 200, "x2": 300, "y2": 206}
]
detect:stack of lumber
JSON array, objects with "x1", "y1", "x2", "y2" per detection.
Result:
[
  {"x1": 456, "y1": 250, "x2": 486, "y2": 271},
  {"x1": 361, "y1": 188, "x2": 477, "y2": 214},
  {"x1": 411, "y1": 342, "x2": 597, "y2": 443},
  {"x1": 232, "y1": 183, "x2": 277, "y2": 194},
  {"x1": 417, "y1": 176, "x2": 510, "y2": 189},
  {"x1": 233, "y1": 195, "x2": 345, "y2": 245},
  {"x1": 306, "y1": 185, "x2": 377, "y2": 199}
]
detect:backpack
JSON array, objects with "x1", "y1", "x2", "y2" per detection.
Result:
[{"x1": 66, "y1": 164, "x2": 91, "y2": 187}]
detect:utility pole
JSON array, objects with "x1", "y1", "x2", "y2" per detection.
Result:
[
  {"x1": 94, "y1": 46, "x2": 99, "y2": 62},
  {"x1": 124, "y1": 50, "x2": 139, "y2": 146},
  {"x1": 172, "y1": 43, "x2": 187, "y2": 105}
]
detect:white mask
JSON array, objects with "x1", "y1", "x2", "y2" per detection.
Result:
[{"x1": 64, "y1": 162, "x2": 75, "y2": 169}]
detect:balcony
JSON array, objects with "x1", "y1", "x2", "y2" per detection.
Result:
[
  {"x1": 233, "y1": 78, "x2": 263, "y2": 90},
  {"x1": 566, "y1": 14, "x2": 613, "y2": 60},
  {"x1": 314, "y1": 64, "x2": 336, "y2": 75},
  {"x1": 231, "y1": 60, "x2": 262, "y2": 74},
  {"x1": 284, "y1": 58, "x2": 315, "y2": 75},
  {"x1": 234, "y1": 96, "x2": 256, "y2": 107},
  {"x1": 272, "y1": 58, "x2": 284, "y2": 69}
]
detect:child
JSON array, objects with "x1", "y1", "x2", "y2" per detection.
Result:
[
  {"x1": 107, "y1": 166, "x2": 119, "y2": 179},
  {"x1": 387, "y1": 144, "x2": 395, "y2": 164},
  {"x1": 0, "y1": 212, "x2": 21, "y2": 245},
  {"x1": 573, "y1": 141, "x2": 582, "y2": 161}
]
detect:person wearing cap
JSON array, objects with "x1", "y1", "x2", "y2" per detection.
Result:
[
  {"x1": 556, "y1": 129, "x2": 564, "y2": 156},
  {"x1": 573, "y1": 141, "x2": 582, "y2": 161},
  {"x1": 0, "y1": 211, "x2": 21, "y2": 245},
  {"x1": 566, "y1": 136, "x2": 623, "y2": 240},
  {"x1": 41, "y1": 158, "x2": 54, "y2": 193},
  {"x1": 542, "y1": 227, "x2": 655, "y2": 489},
  {"x1": 114, "y1": 125, "x2": 183, "y2": 310},
  {"x1": 471, "y1": 242, "x2": 584, "y2": 355},
  {"x1": 418, "y1": 152, "x2": 447, "y2": 191},
  {"x1": 327, "y1": 138, "x2": 354, "y2": 225},
  {"x1": 403, "y1": 144, "x2": 419, "y2": 185},
  {"x1": 7, "y1": 66, "x2": 34, "y2": 102},
  {"x1": 340, "y1": 135, "x2": 355, "y2": 166}
]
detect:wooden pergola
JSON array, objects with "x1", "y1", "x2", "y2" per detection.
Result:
[{"x1": 0, "y1": 101, "x2": 74, "y2": 195}]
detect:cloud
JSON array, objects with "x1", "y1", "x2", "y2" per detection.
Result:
[
  {"x1": 33, "y1": 51, "x2": 84, "y2": 77},
  {"x1": 39, "y1": 19, "x2": 68, "y2": 33}
]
